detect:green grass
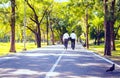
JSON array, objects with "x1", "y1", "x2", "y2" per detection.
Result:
[
  {"x1": 89, "y1": 40, "x2": 120, "y2": 65},
  {"x1": 89, "y1": 40, "x2": 120, "y2": 56},
  {"x1": 0, "y1": 42, "x2": 47, "y2": 56}
]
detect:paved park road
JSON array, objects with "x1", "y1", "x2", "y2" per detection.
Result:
[{"x1": 0, "y1": 44, "x2": 120, "y2": 78}]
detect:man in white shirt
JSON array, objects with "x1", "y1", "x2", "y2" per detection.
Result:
[
  {"x1": 70, "y1": 30, "x2": 77, "y2": 50},
  {"x1": 63, "y1": 31, "x2": 69, "y2": 49}
]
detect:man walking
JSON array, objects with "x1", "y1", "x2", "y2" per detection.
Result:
[
  {"x1": 63, "y1": 31, "x2": 69, "y2": 49},
  {"x1": 70, "y1": 30, "x2": 77, "y2": 50}
]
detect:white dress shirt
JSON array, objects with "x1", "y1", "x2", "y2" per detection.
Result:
[
  {"x1": 70, "y1": 33, "x2": 77, "y2": 39},
  {"x1": 63, "y1": 33, "x2": 69, "y2": 41}
]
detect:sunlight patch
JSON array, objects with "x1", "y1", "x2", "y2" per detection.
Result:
[
  {"x1": 46, "y1": 72, "x2": 60, "y2": 77},
  {"x1": 55, "y1": 0, "x2": 69, "y2": 2},
  {"x1": 10, "y1": 69, "x2": 43, "y2": 75},
  {"x1": 76, "y1": 63, "x2": 104, "y2": 67}
]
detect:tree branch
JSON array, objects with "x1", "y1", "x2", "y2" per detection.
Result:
[
  {"x1": 26, "y1": 26, "x2": 37, "y2": 34},
  {"x1": 25, "y1": 0, "x2": 39, "y2": 23},
  {"x1": 30, "y1": 17, "x2": 38, "y2": 24},
  {"x1": 39, "y1": 1, "x2": 54, "y2": 24}
]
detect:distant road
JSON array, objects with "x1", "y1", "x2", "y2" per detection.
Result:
[{"x1": 0, "y1": 44, "x2": 120, "y2": 78}]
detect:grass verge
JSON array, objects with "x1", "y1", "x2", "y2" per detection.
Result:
[{"x1": 0, "y1": 42, "x2": 47, "y2": 56}]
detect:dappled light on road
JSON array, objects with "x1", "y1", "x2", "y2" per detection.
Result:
[{"x1": 0, "y1": 44, "x2": 120, "y2": 78}]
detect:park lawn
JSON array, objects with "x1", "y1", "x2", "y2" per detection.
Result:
[
  {"x1": 0, "y1": 42, "x2": 47, "y2": 56},
  {"x1": 89, "y1": 40, "x2": 120, "y2": 65}
]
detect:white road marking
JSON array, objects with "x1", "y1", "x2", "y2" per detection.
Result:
[
  {"x1": 45, "y1": 50, "x2": 65, "y2": 78},
  {"x1": 89, "y1": 51, "x2": 120, "y2": 68}
]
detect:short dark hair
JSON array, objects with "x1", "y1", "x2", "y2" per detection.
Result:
[{"x1": 72, "y1": 30, "x2": 74, "y2": 32}]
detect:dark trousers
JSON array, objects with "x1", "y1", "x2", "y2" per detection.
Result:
[
  {"x1": 71, "y1": 39, "x2": 75, "y2": 50},
  {"x1": 64, "y1": 39, "x2": 68, "y2": 49}
]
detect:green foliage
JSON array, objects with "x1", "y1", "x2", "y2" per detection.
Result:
[
  {"x1": 0, "y1": 0, "x2": 9, "y2": 3},
  {"x1": 90, "y1": 26, "x2": 104, "y2": 40},
  {"x1": 73, "y1": 25, "x2": 82, "y2": 38},
  {"x1": 90, "y1": 27, "x2": 97, "y2": 39}
]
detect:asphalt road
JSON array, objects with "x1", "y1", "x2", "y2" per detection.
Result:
[{"x1": 0, "y1": 44, "x2": 120, "y2": 78}]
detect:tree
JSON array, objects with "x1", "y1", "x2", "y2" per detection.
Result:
[
  {"x1": 45, "y1": 10, "x2": 49, "y2": 45},
  {"x1": 9, "y1": 0, "x2": 16, "y2": 52},
  {"x1": 51, "y1": 2, "x2": 72, "y2": 43},
  {"x1": 103, "y1": 0, "x2": 118, "y2": 55},
  {"x1": 91, "y1": 14, "x2": 104, "y2": 45},
  {"x1": 45, "y1": 9, "x2": 53, "y2": 45},
  {"x1": 85, "y1": 7, "x2": 89, "y2": 48},
  {"x1": 25, "y1": 0, "x2": 53, "y2": 47},
  {"x1": 82, "y1": 0, "x2": 95, "y2": 49},
  {"x1": 104, "y1": 0, "x2": 112, "y2": 56},
  {"x1": 50, "y1": 21, "x2": 55, "y2": 45},
  {"x1": 0, "y1": 1, "x2": 10, "y2": 42}
]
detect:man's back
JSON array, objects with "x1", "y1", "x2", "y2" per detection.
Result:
[{"x1": 70, "y1": 33, "x2": 77, "y2": 39}]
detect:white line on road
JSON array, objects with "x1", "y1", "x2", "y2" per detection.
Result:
[
  {"x1": 45, "y1": 50, "x2": 65, "y2": 78},
  {"x1": 89, "y1": 51, "x2": 120, "y2": 68}
]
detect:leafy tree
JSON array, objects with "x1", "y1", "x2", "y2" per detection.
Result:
[
  {"x1": 50, "y1": 2, "x2": 72, "y2": 43},
  {"x1": 25, "y1": 0, "x2": 53, "y2": 47},
  {"x1": 90, "y1": 26, "x2": 104, "y2": 45},
  {"x1": 91, "y1": 14, "x2": 104, "y2": 45},
  {"x1": 67, "y1": 0, "x2": 96, "y2": 48},
  {"x1": 0, "y1": 0, "x2": 10, "y2": 42},
  {"x1": 114, "y1": 0, "x2": 120, "y2": 39},
  {"x1": 103, "y1": 0, "x2": 115, "y2": 55}
]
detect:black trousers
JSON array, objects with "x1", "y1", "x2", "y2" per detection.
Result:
[
  {"x1": 63, "y1": 39, "x2": 69, "y2": 49},
  {"x1": 71, "y1": 39, "x2": 75, "y2": 50}
]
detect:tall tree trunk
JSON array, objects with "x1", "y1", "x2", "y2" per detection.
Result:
[
  {"x1": 110, "y1": 22, "x2": 115, "y2": 51},
  {"x1": 110, "y1": 0, "x2": 116, "y2": 51},
  {"x1": 104, "y1": 22, "x2": 111, "y2": 56},
  {"x1": 50, "y1": 22, "x2": 55, "y2": 45},
  {"x1": 104, "y1": 0, "x2": 111, "y2": 56},
  {"x1": 85, "y1": 9, "x2": 89, "y2": 49},
  {"x1": 46, "y1": 16, "x2": 49, "y2": 45},
  {"x1": 9, "y1": 0, "x2": 16, "y2": 52},
  {"x1": 37, "y1": 24, "x2": 41, "y2": 47},
  {"x1": 35, "y1": 34, "x2": 41, "y2": 47}
]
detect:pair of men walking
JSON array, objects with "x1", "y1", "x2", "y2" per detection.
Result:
[{"x1": 63, "y1": 30, "x2": 77, "y2": 50}]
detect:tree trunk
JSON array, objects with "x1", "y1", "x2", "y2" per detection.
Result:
[
  {"x1": 110, "y1": 22, "x2": 116, "y2": 51},
  {"x1": 85, "y1": 9, "x2": 89, "y2": 49},
  {"x1": 46, "y1": 16, "x2": 49, "y2": 45},
  {"x1": 50, "y1": 22, "x2": 55, "y2": 45},
  {"x1": 9, "y1": 0, "x2": 16, "y2": 52},
  {"x1": 110, "y1": 0, "x2": 116, "y2": 51},
  {"x1": 104, "y1": 0, "x2": 111, "y2": 56},
  {"x1": 35, "y1": 34, "x2": 40, "y2": 47},
  {"x1": 104, "y1": 22, "x2": 111, "y2": 56},
  {"x1": 37, "y1": 24, "x2": 41, "y2": 47}
]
